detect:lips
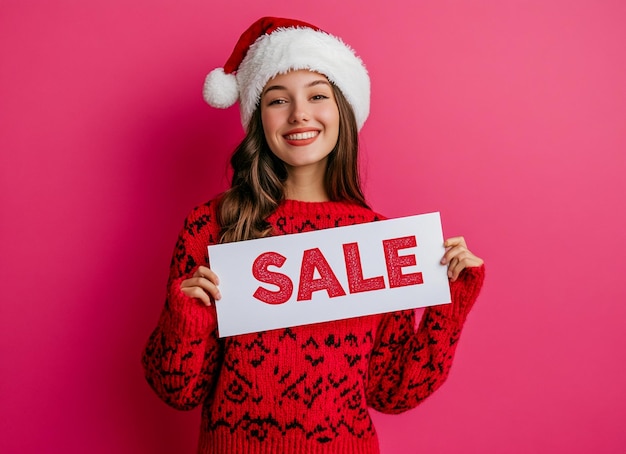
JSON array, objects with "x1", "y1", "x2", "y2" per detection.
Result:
[
  {"x1": 283, "y1": 129, "x2": 320, "y2": 146},
  {"x1": 284, "y1": 131, "x2": 318, "y2": 140}
]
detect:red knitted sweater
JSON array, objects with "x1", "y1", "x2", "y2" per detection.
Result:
[{"x1": 142, "y1": 198, "x2": 485, "y2": 454}]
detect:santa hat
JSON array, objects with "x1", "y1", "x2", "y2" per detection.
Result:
[{"x1": 203, "y1": 16, "x2": 370, "y2": 131}]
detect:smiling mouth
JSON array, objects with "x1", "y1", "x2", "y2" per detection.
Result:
[{"x1": 284, "y1": 131, "x2": 319, "y2": 141}]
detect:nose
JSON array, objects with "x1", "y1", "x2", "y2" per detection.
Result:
[{"x1": 289, "y1": 99, "x2": 309, "y2": 123}]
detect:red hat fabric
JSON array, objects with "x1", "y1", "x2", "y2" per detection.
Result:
[{"x1": 203, "y1": 16, "x2": 370, "y2": 131}]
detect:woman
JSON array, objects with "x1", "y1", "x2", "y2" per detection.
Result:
[{"x1": 142, "y1": 16, "x2": 485, "y2": 454}]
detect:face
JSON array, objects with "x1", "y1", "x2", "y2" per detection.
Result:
[{"x1": 260, "y1": 70, "x2": 340, "y2": 174}]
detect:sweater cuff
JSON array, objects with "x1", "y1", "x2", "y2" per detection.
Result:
[
  {"x1": 158, "y1": 275, "x2": 218, "y2": 338},
  {"x1": 435, "y1": 264, "x2": 485, "y2": 321}
]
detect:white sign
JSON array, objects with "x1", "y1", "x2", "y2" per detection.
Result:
[{"x1": 208, "y1": 212, "x2": 451, "y2": 337}]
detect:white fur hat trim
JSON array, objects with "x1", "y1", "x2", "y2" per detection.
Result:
[{"x1": 204, "y1": 26, "x2": 370, "y2": 131}]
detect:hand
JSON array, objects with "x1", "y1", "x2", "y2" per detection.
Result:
[
  {"x1": 440, "y1": 236, "x2": 484, "y2": 282},
  {"x1": 180, "y1": 266, "x2": 221, "y2": 306}
]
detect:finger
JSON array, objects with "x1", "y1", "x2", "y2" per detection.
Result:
[
  {"x1": 194, "y1": 266, "x2": 220, "y2": 285},
  {"x1": 448, "y1": 257, "x2": 465, "y2": 281},
  {"x1": 447, "y1": 253, "x2": 484, "y2": 280},
  {"x1": 181, "y1": 285, "x2": 213, "y2": 306},
  {"x1": 441, "y1": 244, "x2": 469, "y2": 265},
  {"x1": 443, "y1": 236, "x2": 466, "y2": 249},
  {"x1": 181, "y1": 277, "x2": 222, "y2": 301},
  {"x1": 441, "y1": 237, "x2": 466, "y2": 264},
  {"x1": 447, "y1": 257, "x2": 457, "y2": 279},
  {"x1": 448, "y1": 248, "x2": 484, "y2": 268}
]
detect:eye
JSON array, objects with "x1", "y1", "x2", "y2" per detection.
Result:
[
  {"x1": 267, "y1": 98, "x2": 287, "y2": 106},
  {"x1": 311, "y1": 94, "x2": 329, "y2": 101}
]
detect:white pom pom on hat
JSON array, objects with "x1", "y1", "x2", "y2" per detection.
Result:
[
  {"x1": 203, "y1": 16, "x2": 370, "y2": 131},
  {"x1": 203, "y1": 68, "x2": 239, "y2": 108}
]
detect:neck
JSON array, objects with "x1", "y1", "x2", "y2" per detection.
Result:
[{"x1": 284, "y1": 163, "x2": 328, "y2": 202}]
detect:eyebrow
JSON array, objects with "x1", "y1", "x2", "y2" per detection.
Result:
[{"x1": 262, "y1": 79, "x2": 332, "y2": 96}]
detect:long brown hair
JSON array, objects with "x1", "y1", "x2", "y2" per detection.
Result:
[{"x1": 217, "y1": 82, "x2": 369, "y2": 243}]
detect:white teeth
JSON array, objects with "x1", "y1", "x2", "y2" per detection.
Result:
[{"x1": 285, "y1": 131, "x2": 318, "y2": 140}]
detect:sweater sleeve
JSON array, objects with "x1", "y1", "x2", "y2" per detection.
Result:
[
  {"x1": 366, "y1": 264, "x2": 485, "y2": 414},
  {"x1": 141, "y1": 201, "x2": 224, "y2": 411}
]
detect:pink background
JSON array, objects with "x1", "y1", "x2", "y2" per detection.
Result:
[{"x1": 1, "y1": 1, "x2": 625, "y2": 453}]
